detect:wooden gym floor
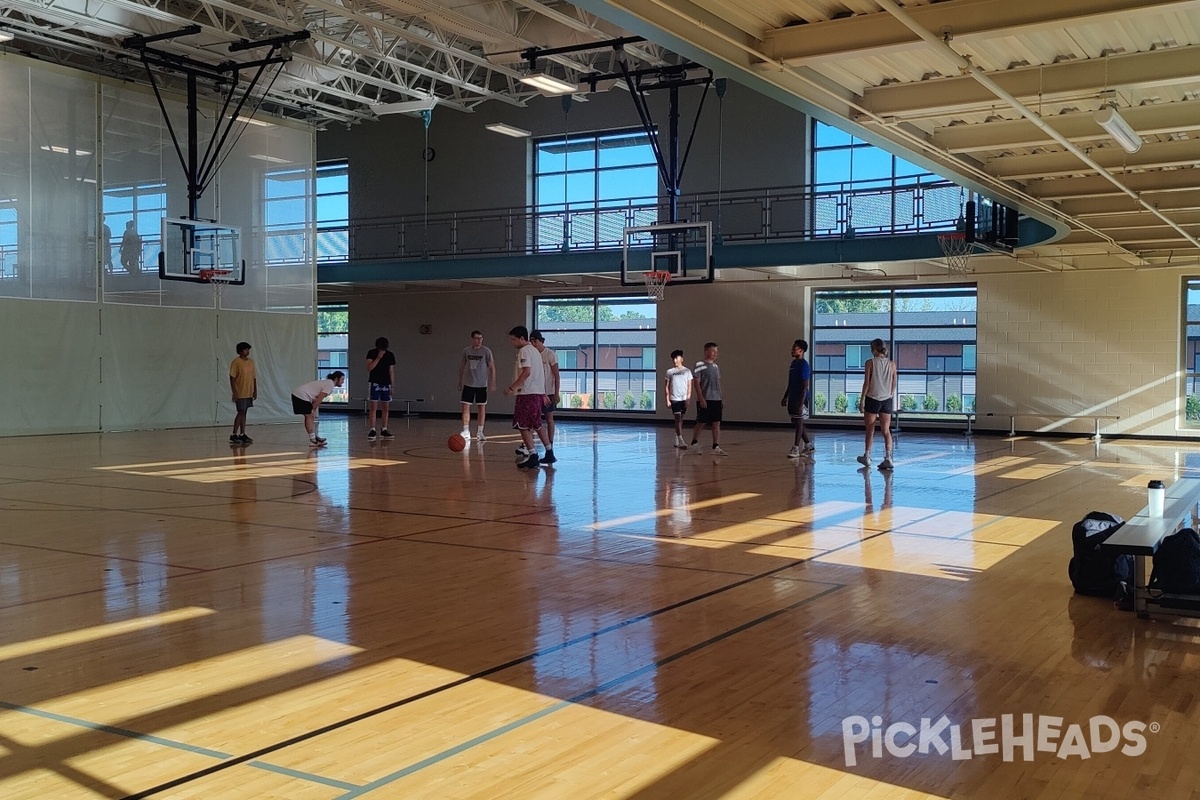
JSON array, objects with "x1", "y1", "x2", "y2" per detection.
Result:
[{"x1": 1, "y1": 418, "x2": 1198, "y2": 800}]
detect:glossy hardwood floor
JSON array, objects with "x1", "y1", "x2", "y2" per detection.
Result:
[{"x1": 1, "y1": 418, "x2": 1198, "y2": 800}]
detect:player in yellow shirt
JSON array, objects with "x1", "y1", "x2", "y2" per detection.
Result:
[{"x1": 229, "y1": 342, "x2": 257, "y2": 444}]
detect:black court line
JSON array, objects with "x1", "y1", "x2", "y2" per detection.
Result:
[{"x1": 118, "y1": 558, "x2": 841, "y2": 799}]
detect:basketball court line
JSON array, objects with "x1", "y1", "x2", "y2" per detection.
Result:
[{"x1": 106, "y1": 559, "x2": 845, "y2": 798}]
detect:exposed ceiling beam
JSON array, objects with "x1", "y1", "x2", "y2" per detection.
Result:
[
  {"x1": 931, "y1": 100, "x2": 1200, "y2": 153},
  {"x1": 1024, "y1": 168, "x2": 1200, "y2": 199},
  {"x1": 765, "y1": 0, "x2": 1196, "y2": 65},
  {"x1": 1082, "y1": 210, "x2": 1200, "y2": 231},
  {"x1": 1061, "y1": 190, "x2": 1200, "y2": 217},
  {"x1": 863, "y1": 45, "x2": 1200, "y2": 118},
  {"x1": 988, "y1": 138, "x2": 1200, "y2": 180}
]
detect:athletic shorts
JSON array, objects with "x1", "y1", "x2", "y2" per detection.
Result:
[
  {"x1": 461, "y1": 386, "x2": 488, "y2": 405},
  {"x1": 864, "y1": 396, "x2": 894, "y2": 415},
  {"x1": 542, "y1": 397, "x2": 557, "y2": 415},
  {"x1": 670, "y1": 400, "x2": 687, "y2": 415},
  {"x1": 369, "y1": 383, "x2": 392, "y2": 403},
  {"x1": 291, "y1": 395, "x2": 313, "y2": 415},
  {"x1": 696, "y1": 400, "x2": 723, "y2": 424},
  {"x1": 512, "y1": 394, "x2": 544, "y2": 431},
  {"x1": 787, "y1": 402, "x2": 808, "y2": 420},
  {"x1": 235, "y1": 397, "x2": 254, "y2": 412}
]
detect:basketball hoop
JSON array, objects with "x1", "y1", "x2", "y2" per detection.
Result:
[
  {"x1": 937, "y1": 232, "x2": 974, "y2": 273},
  {"x1": 199, "y1": 268, "x2": 234, "y2": 308},
  {"x1": 644, "y1": 270, "x2": 671, "y2": 302}
]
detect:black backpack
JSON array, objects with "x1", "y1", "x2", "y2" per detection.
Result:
[
  {"x1": 1149, "y1": 528, "x2": 1200, "y2": 599},
  {"x1": 1068, "y1": 511, "x2": 1132, "y2": 597}
]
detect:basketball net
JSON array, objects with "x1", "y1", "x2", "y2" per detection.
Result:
[
  {"x1": 937, "y1": 233, "x2": 974, "y2": 273},
  {"x1": 644, "y1": 270, "x2": 671, "y2": 302},
  {"x1": 199, "y1": 269, "x2": 233, "y2": 308}
]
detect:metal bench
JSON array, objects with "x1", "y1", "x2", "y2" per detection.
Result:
[{"x1": 983, "y1": 410, "x2": 1120, "y2": 441}]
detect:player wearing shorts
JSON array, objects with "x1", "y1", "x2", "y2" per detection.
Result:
[
  {"x1": 228, "y1": 341, "x2": 256, "y2": 445},
  {"x1": 664, "y1": 349, "x2": 692, "y2": 448},
  {"x1": 690, "y1": 342, "x2": 727, "y2": 456},
  {"x1": 458, "y1": 330, "x2": 495, "y2": 441},
  {"x1": 291, "y1": 372, "x2": 345, "y2": 446},
  {"x1": 504, "y1": 326, "x2": 551, "y2": 469},
  {"x1": 365, "y1": 337, "x2": 396, "y2": 441},
  {"x1": 530, "y1": 330, "x2": 559, "y2": 464},
  {"x1": 856, "y1": 338, "x2": 897, "y2": 471}
]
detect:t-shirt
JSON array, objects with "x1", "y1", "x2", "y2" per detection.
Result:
[
  {"x1": 539, "y1": 346, "x2": 559, "y2": 392},
  {"x1": 694, "y1": 360, "x2": 722, "y2": 401},
  {"x1": 666, "y1": 366, "x2": 693, "y2": 401},
  {"x1": 366, "y1": 348, "x2": 396, "y2": 385},
  {"x1": 514, "y1": 343, "x2": 546, "y2": 395},
  {"x1": 293, "y1": 378, "x2": 336, "y2": 402},
  {"x1": 461, "y1": 345, "x2": 494, "y2": 387},
  {"x1": 229, "y1": 357, "x2": 255, "y2": 399},
  {"x1": 787, "y1": 357, "x2": 810, "y2": 405}
]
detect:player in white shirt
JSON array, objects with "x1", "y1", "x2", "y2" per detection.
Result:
[
  {"x1": 663, "y1": 349, "x2": 693, "y2": 448},
  {"x1": 503, "y1": 326, "x2": 551, "y2": 469},
  {"x1": 530, "y1": 330, "x2": 560, "y2": 464},
  {"x1": 290, "y1": 371, "x2": 345, "y2": 446}
]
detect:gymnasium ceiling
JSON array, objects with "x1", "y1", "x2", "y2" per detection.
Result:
[{"x1": 4, "y1": 0, "x2": 1200, "y2": 277}]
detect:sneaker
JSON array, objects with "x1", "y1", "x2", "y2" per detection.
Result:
[
  {"x1": 879, "y1": 457, "x2": 894, "y2": 471},
  {"x1": 238, "y1": 434, "x2": 253, "y2": 444},
  {"x1": 541, "y1": 449, "x2": 557, "y2": 464},
  {"x1": 461, "y1": 429, "x2": 471, "y2": 440},
  {"x1": 368, "y1": 429, "x2": 377, "y2": 441},
  {"x1": 477, "y1": 431, "x2": 486, "y2": 442},
  {"x1": 712, "y1": 446, "x2": 729, "y2": 456},
  {"x1": 803, "y1": 443, "x2": 816, "y2": 453},
  {"x1": 856, "y1": 454, "x2": 872, "y2": 467},
  {"x1": 230, "y1": 434, "x2": 241, "y2": 444},
  {"x1": 515, "y1": 445, "x2": 531, "y2": 456},
  {"x1": 517, "y1": 453, "x2": 540, "y2": 469},
  {"x1": 675, "y1": 435, "x2": 687, "y2": 448},
  {"x1": 315, "y1": 436, "x2": 327, "y2": 445},
  {"x1": 380, "y1": 429, "x2": 394, "y2": 439},
  {"x1": 309, "y1": 438, "x2": 323, "y2": 448},
  {"x1": 788, "y1": 446, "x2": 801, "y2": 458}
]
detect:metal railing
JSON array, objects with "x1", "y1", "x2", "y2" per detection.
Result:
[{"x1": 346, "y1": 179, "x2": 965, "y2": 262}]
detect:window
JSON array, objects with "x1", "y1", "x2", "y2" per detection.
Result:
[
  {"x1": 317, "y1": 303, "x2": 349, "y2": 403},
  {"x1": 533, "y1": 129, "x2": 658, "y2": 252},
  {"x1": 263, "y1": 160, "x2": 347, "y2": 265},
  {"x1": 0, "y1": 204, "x2": 15, "y2": 279},
  {"x1": 811, "y1": 120, "x2": 960, "y2": 237},
  {"x1": 811, "y1": 286, "x2": 977, "y2": 416},
  {"x1": 102, "y1": 181, "x2": 167, "y2": 274},
  {"x1": 532, "y1": 296, "x2": 658, "y2": 411},
  {"x1": 316, "y1": 160, "x2": 348, "y2": 262},
  {"x1": 1183, "y1": 280, "x2": 1200, "y2": 426}
]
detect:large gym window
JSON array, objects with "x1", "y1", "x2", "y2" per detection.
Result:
[
  {"x1": 317, "y1": 303, "x2": 350, "y2": 403},
  {"x1": 0, "y1": 204, "x2": 15, "y2": 279},
  {"x1": 1183, "y1": 280, "x2": 1200, "y2": 426},
  {"x1": 811, "y1": 121, "x2": 960, "y2": 236},
  {"x1": 533, "y1": 129, "x2": 659, "y2": 252},
  {"x1": 532, "y1": 296, "x2": 658, "y2": 411},
  {"x1": 811, "y1": 286, "x2": 977, "y2": 416},
  {"x1": 316, "y1": 160, "x2": 349, "y2": 262},
  {"x1": 264, "y1": 160, "x2": 348, "y2": 265},
  {"x1": 102, "y1": 181, "x2": 167, "y2": 274}
]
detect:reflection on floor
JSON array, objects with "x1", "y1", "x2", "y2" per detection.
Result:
[{"x1": 0, "y1": 418, "x2": 1197, "y2": 799}]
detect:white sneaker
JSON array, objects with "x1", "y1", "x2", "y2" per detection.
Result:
[
  {"x1": 712, "y1": 446, "x2": 729, "y2": 456},
  {"x1": 856, "y1": 454, "x2": 872, "y2": 467},
  {"x1": 803, "y1": 443, "x2": 816, "y2": 453},
  {"x1": 461, "y1": 429, "x2": 471, "y2": 440},
  {"x1": 788, "y1": 446, "x2": 801, "y2": 458},
  {"x1": 675, "y1": 435, "x2": 686, "y2": 448},
  {"x1": 477, "y1": 431, "x2": 486, "y2": 442},
  {"x1": 515, "y1": 445, "x2": 531, "y2": 457}
]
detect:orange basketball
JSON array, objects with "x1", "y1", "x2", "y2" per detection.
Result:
[{"x1": 447, "y1": 433, "x2": 466, "y2": 452}]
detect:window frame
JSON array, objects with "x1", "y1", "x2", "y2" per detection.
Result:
[{"x1": 317, "y1": 302, "x2": 350, "y2": 404}]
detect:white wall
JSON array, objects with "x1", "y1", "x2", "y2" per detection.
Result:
[{"x1": 340, "y1": 265, "x2": 1198, "y2": 439}]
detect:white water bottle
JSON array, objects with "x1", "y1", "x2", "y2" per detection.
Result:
[{"x1": 1148, "y1": 480, "x2": 1165, "y2": 518}]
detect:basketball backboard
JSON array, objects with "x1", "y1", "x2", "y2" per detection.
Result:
[
  {"x1": 620, "y1": 221, "x2": 713, "y2": 287},
  {"x1": 158, "y1": 218, "x2": 245, "y2": 284}
]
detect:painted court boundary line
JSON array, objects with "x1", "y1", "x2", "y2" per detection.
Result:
[{"x1": 117, "y1": 560, "x2": 841, "y2": 799}]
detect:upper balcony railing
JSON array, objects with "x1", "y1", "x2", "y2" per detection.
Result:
[{"x1": 342, "y1": 178, "x2": 966, "y2": 262}]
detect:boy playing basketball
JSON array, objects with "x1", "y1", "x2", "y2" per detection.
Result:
[
  {"x1": 664, "y1": 350, "x2": 692, "y2": 448},
  {"x1": 229, "y1": 342, "x2": 256, "y2": 444}
]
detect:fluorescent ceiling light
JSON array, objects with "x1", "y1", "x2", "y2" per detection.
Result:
[
  {"x1": 485, "y1": 122, "x2": 531, "y2": 138},
  {"x1": 1093, "y1": 107, "x2": 1142, "y2": 153},
  {"x1": 249, "y1": 153, "x2": 289, "y2": 163},
  {"x1": 40, "y1": 145, "x2": 92, "y2": 156},
  {"x1": 235, "y1": 115, "x2": 273, "y2": 127},
  {"x1": 373, "y1": 97, "x2": 439, "y2": 115},
  {"x1": 518, "y1": 71, "x2": 577, "y2": 96},
  {"x1": 0, "y1": 31, "x2": 13, "y2": 43}
]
